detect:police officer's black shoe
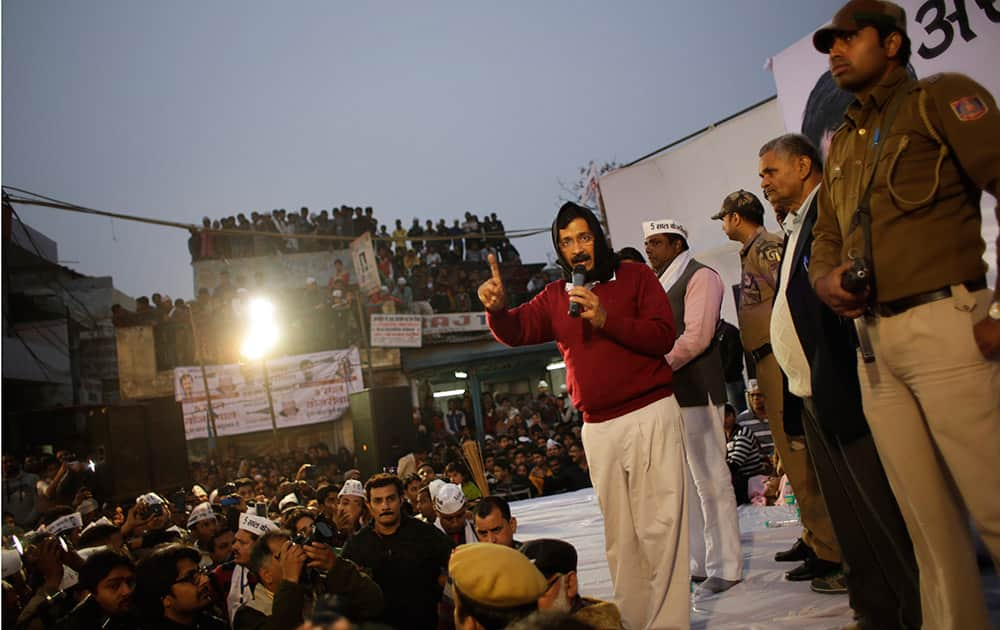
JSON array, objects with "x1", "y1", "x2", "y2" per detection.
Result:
[
  {"x1": 785, "y1": 557, "x2": 840, "y2": 582},
  {"x1": 774, "y1": 537, "x2": 810, "y2": 563}
]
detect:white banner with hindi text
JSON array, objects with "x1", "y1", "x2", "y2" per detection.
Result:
[{"x1": 173, "y1": 348, "x2": 363, "y2": 440}]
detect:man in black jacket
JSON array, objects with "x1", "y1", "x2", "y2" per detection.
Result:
[
  {"x1": 760, "y1": 133, "x2": 920, "y2": 628},
  {"x1": 342, "y1": 474, "x2": 454, "y2": 629},
  {"x1": 57, "y1": 550, "x2": 139, "y2": 629}
]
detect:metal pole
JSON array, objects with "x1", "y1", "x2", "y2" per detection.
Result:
[
  {"x1": 353, "y1": 296, "x2": 375, "y2": 388},
  {"x1": 187, "y1": 308, "x2": 219, "y2": 454},
  {"x1": 468, "y1": 369, "x2": 485, "y2": 444},
  {"x1": 261, "y1": 359, "x2": 279, "y2": 440}
]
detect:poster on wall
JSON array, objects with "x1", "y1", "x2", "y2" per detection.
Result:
[
  {"x1": 371, "y1": 314, "x2": 423, "y2": 348},
  {"x1": 173, "y1": 347, "x2": 363, "y2": 440}
]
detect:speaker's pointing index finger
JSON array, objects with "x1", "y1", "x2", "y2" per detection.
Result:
[{"x1": 488, "y1": 254, "x2": 502, "y2": 283}]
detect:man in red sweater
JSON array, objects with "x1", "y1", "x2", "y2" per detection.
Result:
[{"x1": 478, "y1": 202, "x2": 690, "y2": 630}]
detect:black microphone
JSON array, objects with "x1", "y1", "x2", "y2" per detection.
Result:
[{"x1": 568, "y1": 265, "x2": 586, "y2": 317}]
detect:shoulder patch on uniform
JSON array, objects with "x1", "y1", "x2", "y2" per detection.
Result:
[
  {"x1": 950, "y1": 95, "x2": 988, "y2": 122},
  {"x1": 758, "y1": 239, "x2": 782, "y2": 265}
]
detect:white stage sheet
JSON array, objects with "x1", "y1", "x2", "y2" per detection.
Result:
[{"x1": 512, "y1": 488, "x2": 1000, "y2": 629}]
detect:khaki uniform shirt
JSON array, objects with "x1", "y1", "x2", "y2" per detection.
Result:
[
  {"x1": 738, "y1": 227, "x2": 783, "y2": 352},
  {"x1": 810, "y1": 66, "x2": 1000, "y2": 303}
]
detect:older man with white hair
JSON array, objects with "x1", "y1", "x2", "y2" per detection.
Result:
[{"x1": 643, "y1": 218, "x2": 742, "y2": 595}]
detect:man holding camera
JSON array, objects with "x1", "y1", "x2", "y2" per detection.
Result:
[
  {"x1": 809, "y1": 1, "x2": 1000, "y2": 627},
  {"x1": 233, "y1": 530, "x2": 383, "y2": 630}
]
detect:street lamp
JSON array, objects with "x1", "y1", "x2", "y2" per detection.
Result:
[{"x1": 240, "y1": 298, "x2": 280, "y2": 438}]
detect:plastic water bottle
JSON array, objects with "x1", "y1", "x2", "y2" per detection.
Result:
[{"x1": 766, "y1": 484, "x2": 801, "y2": 528}]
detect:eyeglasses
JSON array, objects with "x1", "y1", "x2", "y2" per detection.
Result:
[
  {"x1": 557, "y1": 233, "x2": 594, "y2": 250},
  {"x1": 173, "y1": 566, "x2": 210, "y2": 586}
]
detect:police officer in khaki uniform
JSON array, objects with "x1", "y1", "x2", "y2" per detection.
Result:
[
  {"x1": 809, "y1": 1, "x2": 1000, "y2": 628},
  {"x1": 714, "y1": 190, "x2": 844, "y2": 588}
]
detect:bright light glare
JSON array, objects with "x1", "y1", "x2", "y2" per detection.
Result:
[
  {"x1": 247, "y1": 298, "x2": 275, "y2": 323},
  {"x1": 454, "y1": 371, "x2": 468, "y2": 379},
  {"x1": 546, "y1": 361, "x2": 566, "y2": 371},
  {"x1": 433, "y1": 388, "x2": 466, "y2": 399},
  {"x1": 241, "y1": 298, "x2": 279, "y2": 360}
]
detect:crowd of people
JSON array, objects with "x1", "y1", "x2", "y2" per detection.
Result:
[
  {"x1": 116, "y1": 205, "x2": 549, "y2": 370},
  {"x1": 188, "y1": 206, "x2": 520, "y2": 265},
  {"x1": 1, "y1": 368, "x2": 793, "y2": 630},
  {"x1": 110, "y1": 256, "x2": 548, "y2": 370}
]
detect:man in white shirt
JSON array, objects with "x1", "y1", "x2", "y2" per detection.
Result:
[
  {"x1": 760, "y1": 133, "x2": 919, "y2": 626},
  {"x1": 643, "y1": 220, "x2": 742, "y2": 596}
]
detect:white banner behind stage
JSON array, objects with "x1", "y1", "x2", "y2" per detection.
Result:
[
  {"x1": 600, "y1": 99, "x2": 787, "y2": 326},
  {"x1": 173, "y1": 347, "x2": 363, "y2": 440}
]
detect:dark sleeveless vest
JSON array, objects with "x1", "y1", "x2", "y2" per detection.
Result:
[{"x1": 665, "y1": 259, "x2": 728, "y2": 408}]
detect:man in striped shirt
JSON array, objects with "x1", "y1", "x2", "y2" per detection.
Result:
[
  {"x1": 735, "y1": 380, "x2": 774, "y2": 457},
  {"x1": 724, "y1": 404, "x2": 765, "y2": 504}
]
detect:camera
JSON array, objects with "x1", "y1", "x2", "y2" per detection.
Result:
[
  {"x1": 291, "y1": 514, "x2": 337, "y2": 547},
  {"x1": 841, "y1": 257, "x2": 871, "y2": 295}
]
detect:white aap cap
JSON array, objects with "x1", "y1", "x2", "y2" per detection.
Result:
[
  {"x1": 746, "y1": 378, "x2": 760, "y2": 393},
  {"x1": 238, "y1": 512, "x2": 279, "y2": 536},
  {"x1": 642, "y1": 219, "x2": 688, "y2": 241},
  {"x1": 186, "y1": 502, "x2": 216, "y2": 528},
  {"x1": 278, "y1": 493, "x2": 300, "y2": 511},
  {"x1": 433, "y1": 483, "x2": 467, "y2": 516},
  {"x1": 427, "y1": 478, "x2": 447, "y2": 501},
  {"x1": 338, "y1": 479, "x2": 366, "y2": 500}
]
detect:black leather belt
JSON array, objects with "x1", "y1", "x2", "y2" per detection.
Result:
[
  {"x1": 874, "y1": 277, "x2": 987, "y2": 317},
  {"x1": 749, "y1": 343, "x2": 772, "y2": 363}
]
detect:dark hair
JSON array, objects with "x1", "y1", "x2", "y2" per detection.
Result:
[
  {"x1": 444, "y1": 462, "x2": 469, "y2": 481},
  {"x1": 248, "y1": 530, "x2": 291, "y2": 574},
  {"x1": 316, "y1": 484, "x2": 340, "y2": 504},
  {"x1": 454, "y1": 587, "x2": 538, "y2": 630},
  {"x1": 233, "y1": 477, "x2": 254, "y2": 489},
  {"x1": 474, "y1": 496, "x2": 512, "y2": 521},
  {"x1": 403, "y1": 472, "x2": 422, "y2": 486},
  {"x1": 77, "y1": 524, "x2": 120, "y2": 549},
  {"x1": 78, "y1": 549, "x2": 134, "y2": 592},
  {"x1": 759, "y1": 133, "x2": 823, "y2": 174},
  {"x1": 364, "y1": 473, "x2": 404, "y2": 502},
  {"x1": 665, "y1": 233, "x2": 689, "y2": 253},
  {"x1": 615, "y1": 247, "x2": 646, "y2": 264},
  {"x1": 520, "y1": 538, "x2": 578, "y2": 577},
  {"x1": 550, "y1": 202, "x2": 616, "y2": 284},
  {"x1": 282, "y1": 508, "x2": 314, "y2": 532},
  {"x1": 134, "y1": 544, "x2": 202, "y2": 620},
  {"x1": 870, "y1": 22, "x2": 911, "y2": 67},
  {"x1": 724, "y1": 403, "x2": 737, "y2": 418}
]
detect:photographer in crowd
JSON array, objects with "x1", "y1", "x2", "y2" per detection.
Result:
[{"x1": 234, "y1": 530, "x2": 382, "y2": 630}]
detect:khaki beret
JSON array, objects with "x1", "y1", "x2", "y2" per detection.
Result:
[{"x1": 449, "y1": 543, "x2": 548, "y2": 607}]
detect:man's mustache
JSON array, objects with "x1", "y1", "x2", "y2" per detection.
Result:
[{"x1": 571, "y1": 253, "x2": 591, "y2": 264}]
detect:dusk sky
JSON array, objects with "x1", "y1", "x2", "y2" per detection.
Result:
[{"x1": 3, "y1": 1, "x2": 841, "y2": 302}]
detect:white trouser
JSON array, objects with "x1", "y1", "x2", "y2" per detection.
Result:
[
  {"x1": 679, "y1": 401, "x2": 743, "y2": 581},
  {"x1": 582, "y1": 395, "x2": 689, "y2": 630}
]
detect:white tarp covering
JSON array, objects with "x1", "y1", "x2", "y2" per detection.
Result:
[
  {"x1": 599, "y1": 100, "x2": 787, "y2": 326},
  {"x1": 513, "y1": 488, "x2": 1000, "y2": 628}
]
